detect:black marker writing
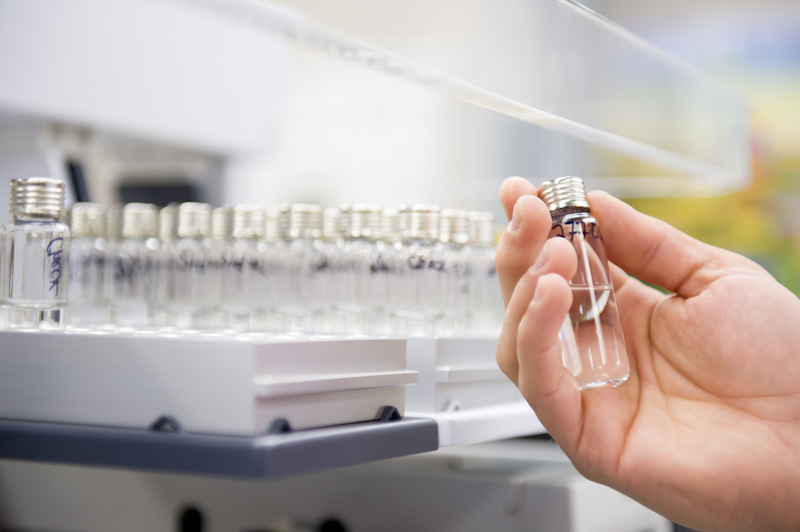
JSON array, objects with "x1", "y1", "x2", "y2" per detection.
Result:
[{"x1": 46, "y1": 237, "x2": 64, "y2": 296}]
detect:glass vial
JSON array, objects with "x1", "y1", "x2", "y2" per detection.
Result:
[
  {"x1": 540, "y1": 176, "x2": 629, "y2": 389},
  {"x1": 467, "y1": 211, "x2": 503, "y2": 335},
  {"x1": 0, "y1": 177, "x2": 70, "y2": 329},
  {"x1": 387, "y1": 204, "x2": 445, "y2": 337},
  {"x1": 219, "y1": 204, "x2": 270, "y2": 331},
  {"x1": 439, "y1": 209, "x2": 472, "y2": 334},
  {"x1": 164, "y1": 202, "x2": 219, "y2": 330},
  {"x1": 109, "y1": 203, "x2": 160, "y2": 329},
  {"x1": 277, "y1": 203, "x2": 328, "y2": 335},
  {"x1": 334, "y1": 204, "x2": 387, "y2": 336},
  {"x1": 67, "y1": 202, "x2": 110, "y2": 327}
]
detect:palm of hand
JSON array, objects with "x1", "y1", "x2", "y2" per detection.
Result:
[{"x1": 593, "y1": 270, "x2": 800, "y2": 530}]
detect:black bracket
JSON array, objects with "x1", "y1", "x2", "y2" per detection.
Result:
[
  {"x1": 267, "y1": 418, "x2": 293, "y2": 435},
  {"x1": 377, "y1": 405, "x2": 402, "y2": 422},
  {"x1": 150, "y1": 415, "x2": 183, "y2": 433}
]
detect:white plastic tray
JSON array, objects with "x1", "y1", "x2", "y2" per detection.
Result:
[
  {"x1": 404, "y1": 336, "x2": 546, "y2": 446},
  {"x1": 405, "y1": 336, "x2": 524, "y2": 412},
  {"x1": 0, "y1": 330, "x2": 416, "y2": 435},
  {"x1": 414, "y1": 402, "x2": 545, "y2": 447}
]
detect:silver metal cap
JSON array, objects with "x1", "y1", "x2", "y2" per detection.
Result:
[
  {"x1": 323, "y1": 207, "x2": 342, "y2": 241},
  {"x1": 9, "y1": 177, "x2": 65, "y2": 219},
  {"x1": 159, "y1": 203, "x2": 180, "y2": 241},
  {"x1": 70, "y1": 202, "x2": 107, "y2": 238},
  {"x1": 106, "y1": 204, "x2": 124, "y2": 240},
  {"x1": 277, "y1": 203, "x2": 291, "y2": 241},
  {"x1": 288, "y1": 203, "x2": 322, "y2": 240},
  {"x1": 348, "y1": 203, "x2": 382, "y2": 239},
  {"x1": 338, "y1": 203, "x2": 352, "y2": 238},
  {"x1": 397, "y1": 204, "x2": 410, "y2": 238},
  {"x1": 232, "y1": 204, "x2": 265, "y2": 239},
  {"x1": 381, "y1": 207, "x2": 400, "y2": 243},
  {"x1": 468, "y1": 211, "x2": 495, "y2": 246},
  {"x1": 177, "y1": 202, "x2": 211, "y2": 239},
  {"x1": 211, "y1": 206, "x2": 234, "y2": 241},
  {"x1": 406, "y1": 204, "x2": 440, "y2": 240},
  {"x1": 265, "y1": 206, "x2": 282, "y2": 243},
  {"x1": 122, "y1": 203, "x2": 159, "y2": 239},
  {"x1": 539, "y1": 176, "x2": 590, "y2": 212},
  {"x1": 439, "y1": 209, "x2": 470, "y2": 245}
]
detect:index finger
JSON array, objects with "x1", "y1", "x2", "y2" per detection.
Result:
[{"x1": 499, "y1": 176, "x2": 539, "y2": 221}]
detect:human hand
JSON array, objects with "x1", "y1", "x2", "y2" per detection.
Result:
[{"x1": 496, "y1": 177, "x2": 800, "y2": 532}]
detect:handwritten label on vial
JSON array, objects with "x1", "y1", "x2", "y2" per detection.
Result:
[
  {"x1": 46, "y1": 237, "x2": 64, "y2": 296},
  {"x1": 552, "y1": 220, "x2": 603, "y2": 242},
  {"x1": 407, "y1": 255, "x2": 444, "y2": 272}
]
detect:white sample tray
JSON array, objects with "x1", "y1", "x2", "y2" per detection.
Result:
[
  {"x1": 404, "y1": 336, "x2": 545, "y2": 446},
  {"x1": 405, "y1": 336, "x2": 524, "y2": 412},
  {"x1": 0, "y1": 330, "x2": 416, "y2": 436}
]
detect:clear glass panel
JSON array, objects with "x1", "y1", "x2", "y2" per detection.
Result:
[{"x1": 196, "y1": 0, "x2": 750, "y2": 194}]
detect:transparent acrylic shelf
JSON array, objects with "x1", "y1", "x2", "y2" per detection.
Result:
[{"x1": 200, "y1": 0, "x2": 750, "y2": 195}]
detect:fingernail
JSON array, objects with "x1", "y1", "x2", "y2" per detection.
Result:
[
  {"x1": 508, "y1": 203, "x2": 522, "y2": 232},
  {"x1": 532, "y1": 240, "x2": 550, "y2": 270}
]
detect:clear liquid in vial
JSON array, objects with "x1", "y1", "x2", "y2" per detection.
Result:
[{"x1": 560, "y1": 284, "x2": 629, "y2": 389}]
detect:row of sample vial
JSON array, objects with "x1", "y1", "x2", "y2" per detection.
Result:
[{"x1": 0, "y1": 178, "x2": 505, "y2": 336}]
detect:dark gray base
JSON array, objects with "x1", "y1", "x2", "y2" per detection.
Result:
[{"x1": 0, "y1": 417, "x2": 439, "y2": 479}]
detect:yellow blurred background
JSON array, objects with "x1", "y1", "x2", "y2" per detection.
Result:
[{"x1": 598, "y1": 0, "x2": 800, "y2": 293}]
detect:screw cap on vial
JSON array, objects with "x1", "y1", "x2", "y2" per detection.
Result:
[
  {"x1": 9, "y1": 177, "x2": 65, "y2": 219},
  {"x1": 210, "y1": 206, "x2": 233, "y2": 241},
  {"x1": 265, "y1": 207, "x2": 282, "y2": 243},
  {"x1": 348, "y1": 204, "x2": 382, "y2": 239},
  {"x1": 288, "y1": 203, "x2": 322, "y2": 240},
  {"x1": 106, "y1": 204, "x2": 124, "y2": 240},
  {"x1": 406, "y1": 204, "x2": 440, "y2": 240},
  {"x1": 232, "y1": 204, "x2": 265, "y2": 239},
  {"x1": 381, "y1": 207, "x2": 400, "y2": 243},
  {"x1": 440, "y1": 209, "x2": 470, "y2": 245},
  {"x1": 159, "y1": 204, "x2": 180, "y2": 241},
  {"x1": 177, "y1": 202, "x2": 211, "y2": 239},
  {"x1": 338, "y1": 203, "x2": 352, "y2": 237},
  {"x1": 322, "y1": 207, "x2": 342, "y2": 241},
  {"x1": 70, "y1": 202, "x2": 107, "y2": 238},
  {"x1": 468, "y1": 211, "x2": 495, "y2": 246},
  {"x1": 539, "y1": 176, "x2": 590, "y2": 212},
  {"x1": 121, "y1": 203, "x2": 159, "y2": 239}
]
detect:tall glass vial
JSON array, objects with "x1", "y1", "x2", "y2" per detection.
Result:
[
  {"x1": 468, "y1": 211, "x2": 503, "y2": 334},
  {"x1": 109, "y1": 203, "x2": 160, "y2": 329},
  {"x1": 264, "y1": 206, "x2": 286, "y2": 332},
  {"x1": 322, "y1": 206, "x2": 345, "y2": 332},
  {"x1": 67, "y1": 202, "x2": 110, "y2": 327},
  {"x1": 165, "y1": 202, "x2": 219, "y2": 330},
  {"x1": 539, "y1": 176, "x2": 629, "y2": 389},
  {"x1": 0, "y1": 177, "x2": 70, "y2": 329},
  {"x1": 219, "y1": 204, "x2": 269, "y2": 331},
  {"x1": 387, "y1": 204, "x2": 445, "y2": 337},
  {"x1": 277, "y1": 203, "x2": 327, "y2": 335},
  {"x1": 152, "y1": 203, "x2": 180, "y2": 327},
  {"x1": 334, "y1": 204, "x2": 387, "y2": 336},
  {"x1": 439, "y1": 209, "x2": 472, "y2": 334}
]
